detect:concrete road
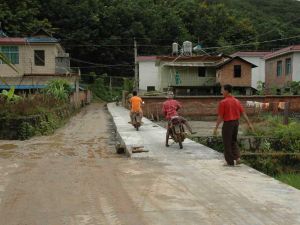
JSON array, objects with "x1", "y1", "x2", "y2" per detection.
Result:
[
  {"x1": 0, "y1": 102, "x2": 299, "y2": 225},
  {"x1": 108, "y1": 103, "x2": 300, "y2": 225}
]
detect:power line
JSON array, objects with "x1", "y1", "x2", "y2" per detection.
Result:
[
  {"x1": 64, "y1": 43, "x2": 171, "y2": 48},
  {"x1": 201, "y1": 34, "x2": 300, "y2": 50},
  {"x1": 70, "y1": 57, "x2": 134, "y2": 67},
  {"x1": 80, "y1": 73, "x2": 133, "y2": 79},
  {"x1": 243, "y1": 16, "x2": 300, "y2": 44},
  {"x1": 73, "y1": 65, "x2": 133, "y2": 69},
  {"x1": 62, "y1": 34, "x2": 300, "y2": 51}
]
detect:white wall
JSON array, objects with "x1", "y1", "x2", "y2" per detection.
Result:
[
  {"x1": 138, "y1": 61, "x2": 159, "y2": 91},
  {"x1": 240, "y1": 56, "x2": 265, "y2": 89},
  {"x1": 292, "y1": 53, "x2": 300, "y2": 81}
]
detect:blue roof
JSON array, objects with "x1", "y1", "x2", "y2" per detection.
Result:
[
  {"x1": 0, "y1": 84, "x2": 75, "y2": 90},
  {"x1": 26, "y1": 37, "x2": 59, "y2": 43},
  {"x1": 0, "y1": 85, "x2": 46, "y2": 89}
]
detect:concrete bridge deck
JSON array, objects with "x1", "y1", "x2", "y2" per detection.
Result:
[{"x1": 108, "y1": 103, "x2": 300, "y2": 225}]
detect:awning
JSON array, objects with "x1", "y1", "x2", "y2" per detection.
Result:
[
  {"x1": 0, "y1": 85, "x2": 46, "y2": 89},
  {"x1": 162, "y1": 62, "x2": 216, "y2": 67}
]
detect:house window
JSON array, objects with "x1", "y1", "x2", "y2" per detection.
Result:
[
  {"x1": 34, "y1": 50, "x2": 45, "y2": 66},
  {"x1": 198, "y1": 67, "x2": 206, "y2": 77},
  {"x1": 285, "y1": 58, "x2": 292, "y2": 75},
  {"x1": 147, "y1": 86, "x2": 155, "y2": 91},
  {"x1": 0, "y1": 46, "x2": 19, "y2": 64},
  {"x1": 277, "y1": 60, "x2": 282, "y2": 76},
  {"x1": 234, "y1": 65, "x2": 241, "y2": 78}
]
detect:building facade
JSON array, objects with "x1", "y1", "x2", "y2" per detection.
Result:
[
  {"x1": 137, "y1": 56, "x2": 158, "y2": 92},
  {"x1": 231, "y1": 51, "x2": 270, "y2": 89},
  {"x1": 0, "y1": 29, "x2": 79, "y2": 90},
  {"x1": 216, "y1": 57, "x2": 257, "y2": 95},
  {"x1": 264, "y1": 45, "x2": 300, "y2": 92},
  {"x1": 138, "y1": 55, "x2": 256, "y2": 95}
]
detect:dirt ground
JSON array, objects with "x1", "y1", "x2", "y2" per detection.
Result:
[{"x1": 0, "y1": 103, "x2": 161, "y2": 225}]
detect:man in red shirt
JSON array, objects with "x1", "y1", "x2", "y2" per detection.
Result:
[
  {"x1": 162, "y1": 91, "x2": 195, "y2": 138},
  {"x1": 214, "y1": 84, "x2": 253, "y2": 166}
]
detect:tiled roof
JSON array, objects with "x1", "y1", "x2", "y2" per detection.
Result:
[
  {"x1": 26, "y1": 37, "x2": 59, "y2": 43},
  {"x1": 0, "y1": 38, "x2": 26, "y2": 45},
  {"x1": 264, "y1": 45, "x2": 300, "y2": 59},
  {"x1": 137, "y1": 56, "x2": 157, "y2": 61},
  {"x1": 231, "y1": 51, "x2": 271, "y2": 57},
  {"x1": 216, "y1": 56, "x2": 257, "y2": 68}
]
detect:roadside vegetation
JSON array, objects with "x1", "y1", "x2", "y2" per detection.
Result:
[
  {"x1": 84, "y1": 73, "x2": 134, "y2": 102},
  {"x1": 192, "y1": 114, "x2": 300, "y2": 189},
  {"x1": 0, "y1": 79, "x2": 75, "y2": 140},
  {"x1": 276, "y1": 173, "x2": 300, "y2": 190}
]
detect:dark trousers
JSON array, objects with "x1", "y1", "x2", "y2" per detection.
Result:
[{"x1": 222, "y1": 120, "x2": 240, "y2": 165}]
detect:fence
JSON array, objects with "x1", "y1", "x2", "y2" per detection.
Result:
[{"x1": 140, "y1": 95, "x2": 300, "y2": 120}]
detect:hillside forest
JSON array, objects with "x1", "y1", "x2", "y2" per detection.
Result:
[{"x1": 1, "y1": 0, "x2": 300, "y2": 76}]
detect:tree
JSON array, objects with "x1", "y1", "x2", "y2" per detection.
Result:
[{"x1": 0, "y1": 0, "x2": 52, "y2": 36}]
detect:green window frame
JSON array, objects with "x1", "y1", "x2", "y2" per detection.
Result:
[
  {"x1": 277, "y1": 60, "x2": 282, "y2": 76},
  {"x1": 0, "y1": 46, "x2": 19, "y2": 64},
  {"x1": 285, "y1": 58, "x2": 292, "y2": 75}
]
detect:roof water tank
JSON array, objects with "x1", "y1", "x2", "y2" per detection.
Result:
[
  {"x1": 183, "y1": 41, "x2": 192, "y2": 56},
  {"x1": 172, "y1": 42, "x2": 179, "y2": 55}
]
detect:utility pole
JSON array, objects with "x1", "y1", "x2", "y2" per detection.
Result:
[
  {"x1": 134, "y1": 37, "x2": 138, "y2": 91},
  {"x1": 109, "y1": 76, "x2": 112, "y2": 99}
]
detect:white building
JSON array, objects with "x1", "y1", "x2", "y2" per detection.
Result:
[
  {"x1": 138, "y1": 55, "x2": 256, "y2": 95},
  {"x1": 137, "y1": 56, "x2": 158, "y2": 91},
  {"x1": 231, "y1": 51, "x2": 270, "y2": 89}
]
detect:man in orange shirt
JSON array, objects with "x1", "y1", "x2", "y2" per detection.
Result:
[
  {"x1": 214, "y1": 84, "x2": 253, "y2": 166},
  {"x1": 129, "y1": 90, "x2": 143, "y2": 123}
]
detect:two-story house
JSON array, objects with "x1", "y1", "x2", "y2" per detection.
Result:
[
  {"x1": 0, "y1": 29, "x2": 79, "y2": 91},
  {"x1": 138, "y1": 55, "x2": 256, "y2": 95},
  {"x1": 264, "y1": 45, "x2": 300, "y2": 92}
]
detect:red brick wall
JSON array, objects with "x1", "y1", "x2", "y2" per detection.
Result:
[
  {"x1": 217, "y1": 59, "x2": 252, "y2": 87},
  {"x1": 265, "y1": 54, "x2": 293, "y2": 89},
  {"x1": 140, "y1": 96, "x2": 300, "y2": 120}
]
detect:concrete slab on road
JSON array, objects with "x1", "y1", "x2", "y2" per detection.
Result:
[{"x1": 108, "y1": 103, "x2": 300, "y2": 225}]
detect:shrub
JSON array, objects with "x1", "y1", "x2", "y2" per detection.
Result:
[
  {"x1": 90, "y1": 77, "x2": 122, "y2": 102},
  {"x1": 45, "y1": 79, "x2": 72, "y2": 101},
  {"x1": 0, "y1": 94, "x2": 64, "y2": 117},
  {"x1": 18, "y1": 122, "x2": 35, "y2": 140},
  {"x1": 0, "y1": 87, "x2": 21, "y2": 102},
  {"x1": 38, "y1": 121, "x2": 53, "y2": 135}
]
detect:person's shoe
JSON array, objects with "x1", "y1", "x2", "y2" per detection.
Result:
[
  {"x1": 223, "y1": 162, "x2": 234, "y2": 167},
  {"x1": 190, "y1": 131, "x2": 197, "y2": 134},
  {"x1": 234, "y1": 159, "x2": 242, "y2": 166},
  {"x1": 128, "y1": 121, "x2": 132, "y2": 124}
]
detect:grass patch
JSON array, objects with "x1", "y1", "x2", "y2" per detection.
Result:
[{"x1": 275, "y1": 173, "x2": 300, "y2": 190}]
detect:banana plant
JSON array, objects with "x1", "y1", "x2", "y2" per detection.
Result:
[{"x1": 0, "y1": 52, "x2": 21, "y2": 102}]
